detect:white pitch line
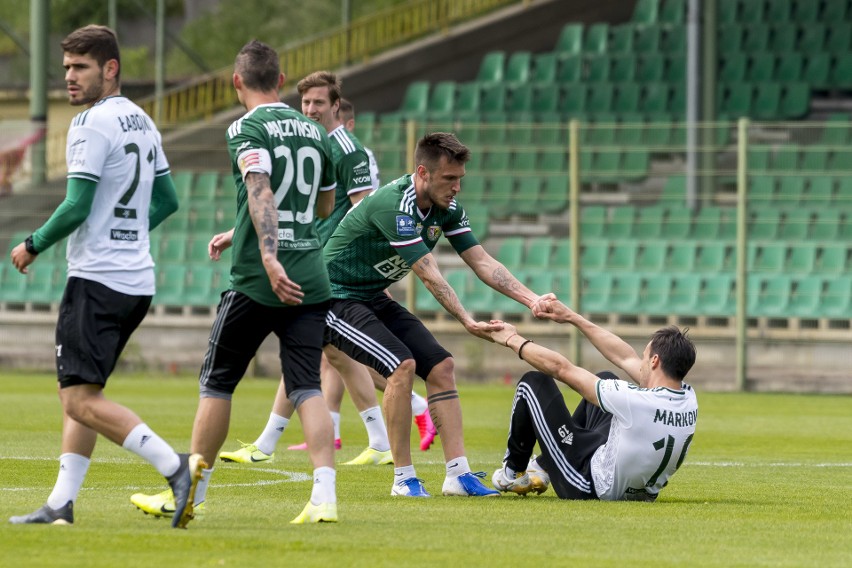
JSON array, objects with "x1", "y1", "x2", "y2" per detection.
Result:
[{"x1": 688, "y1": 461, "x2": 852, "y2": 467}]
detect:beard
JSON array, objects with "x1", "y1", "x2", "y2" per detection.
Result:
[{"x1": 69, "y1": 74, "x2": 105, "y2": 106}]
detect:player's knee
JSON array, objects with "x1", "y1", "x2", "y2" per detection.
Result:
[
  {"x1": 425, "y1": 357, "x2": 455, "y2": 390},
  {"x1": 519, "y1": 370, "x2": 550, "y2": 387},
  {"x1": 387, "y1": 359, "x2": 416, "y2": 389}
]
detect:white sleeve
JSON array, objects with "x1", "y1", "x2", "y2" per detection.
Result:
[
  {"x1": 595, "y1": 379, "x2": 637, "y2": 427},
  {"x1": 66, "y1": 124, "x2": 110, "y2": 182},
  {"x1": 236, "y1": 147, "x2": 272, "y2": 181}
]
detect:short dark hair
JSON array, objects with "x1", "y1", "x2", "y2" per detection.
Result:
[
  {"x1": 650, "y1": 326, "x2": 696, "y2": 381},
  {"x1": 338, "y1": 98, "x2": 354, "y2": 122},
  {"x1": 414, "y1": 132, "x2": 471, "y2": 171},
  {"x1": 61, "y1": 25, "x2": 120, "y2": 78},
  {"x1": 235, "y1": 40, "x2": 280, "y2": 92},
  {"x1": 296, "y1": 71, "x2": 342, "y2": 105}
]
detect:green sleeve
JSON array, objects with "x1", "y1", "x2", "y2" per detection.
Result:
[
  {"x1": 31, "y1": 177, "x2": 96, "y2": 253},
  {"x1": 149, "y1": 173, "x2": 179, "y2": 231}
]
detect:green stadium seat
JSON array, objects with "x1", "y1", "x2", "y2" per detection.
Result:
[
  {"x1": 352, "y1": 110, "x2": 376, "y2": 144},
  {"x1": 641, "y1": 83, "x2": 671, "y2": 117},
  {"x1": 488, "y1": 176, "x2": 514, "y2": 217},
  {"x1": 611, "y1": 55, "x2": 637, "y2": 82},
  {"x1": 690, "y1": 206, "x2": 721, "y2": 239},
  {"x1": 505, "y1": 84, "x2": 532, "y2": 116},
  {"x1": 581, "y1": 272, "x2": 612, "y2": 313},
  {"x1": 825, "y1": 23, "x2": 851, "y2": 53},
  {"x1": 668, "y1": 274, "x2": 701, "y2": 315},
  {"x1": 538, "y1": 148, "x2": 567, "y2": 172},
  {"x1": 770, "y1": 145, "x2": 798, "y2": 172},
  {"x1": 184, "y1": 265, "x2": 215, "y2": 307},
  {"x1": 799, "y1": 149, "x2": 828, "y2": 174},
  {"x1": 750, "y1": 242, "x2": 786, "y2": 274},
  {"x1": 776, "y1": 176, "x2": 806, "y2": 207},
  {"x1": 189, "y1": 203, "x2": 218, "y2": 235},
  {"x1": 376, "y1": 115, "x2": 404, "y2": 143},
  {"x1": 785, "y1": 243, "x2": 817, "y2": 274},
  {"x1": 614, "y1": 82, "x2": 641, "y2": 113},
  {"x1": 556, "y1": 54, "x2": 583, "y2": 83},
  {"x1": 583, "y1": 115, "x2": 616, "y2": 146},
  {"x1": 505, "y1": 51, "x2": 532, "y2": 83},
  {"x1": 454, "y1": 83, "x2": 482, "y2": 117},
  {"x1": 559, "y1": 84, "x2": 587, "y2": 117},
  {"x1": 695, "y1": 242, "x2": 727, "y2": 272},
  {"x1": 511, "y1": 148, "x2": 537, "y2": 172},
  {"x1": 749, "y1": 208, "x2": 781, "y2": 239},
  {"x1": 634, "y1": 206, "x2": 666, "y2": 239},
  {"x1": 662, "y1": 206, "x2": 693, "y2": 239},
  {"x1": 766, "y1": 0, "x2": 792, "y2": 23},
  {"x1": 608, "y1": 241, "x2": 639, "y2": 271},
  {"x1": 158, "y1": 234, "x2": 187, "y2": 264},
  {"x1": 552, "y1": 239, "x2": 571, "y2": 268},
  {"x1": 540, "y1": 175, "x2": 568, "y2": 212},
  {"x1": 609, "y1": 26, "x2": 635, "y2": 54},
  {"x1": 774, "y1": 52, "x2": 803, "y2": 82},
  {"x1": 718, "y1": 0, "x2": 739, "y2": 24},
  {"x1": 586, "y1": 83, "x2": 615, "y2": 116},
  {"x1": 718, "y1": 24, "x2": 743, "y2": 53},
  {"x1": 525, "y1": 236, "x2": 554, "y2": 269},
  {"x1": 193, "y1": 171, "x2": 219, "y2": 201},
  {"x1": 797, "y1": 24, "x2": 827, "y2": 53},
  {"x1": 515, "y1": 176, "x2": 543, "y2": 215},
  {"x1": 428, "y1": 81, "x2": 456, "y2": 115},
  {"x1": 802, "y1": 52, "x2": 831, "y2": 88},
  {"x1": 476, "y1": 52, "x2": 505, "y2": 83},
  {"x1": 787, "y1": 276, "x2": 823, "y2": 317},
  {"x1": 632, "y1": 0, "x2": 660, "y2": 23},
  {"x1": 641, "y1": 273, "x2": 672, "y2": 314},
  {"x1": 416, "y1": 269, "x2": 467, "y2": 313},
  {"x1": 610, "y1": 273, "x2": 643, "y2": 313},
  {"x1": 743, "y1": 24, "x2": 770, "y2": 52},
  {"x1": 466, "y1": 205, "x2": 490, "y2": 239},
  {"x1": 171, "y1": 171, "x2": 193, "y2": 202},
  {"x1": 779, "y1": 208, "x2": 811, "y2": 239},
  {"x1": 779, "y1": 82, "x2": 810, "y2": 119},
  {"x1": 580, "y1": 205, "x2": 607, "y2": 238},
  {"x1": 555, "y1": 23, "x2": 583, "y2": 54},
  {"x1": 399, "y1": 81, "x2": 429, "y2": 117},
  {"x1": 496, "y1": 237, "x2": 525, "y2": 270},
  {"x1": 462, "y1": 173, "x2": 486, "y2": 202},
  {"x1": 637, "y1": 54, "x2": 666, "y2": 82},
  {"x1": 482, "y1": 148, "x2": 512, "y2": 172},
  {"x1": 622, "y1": 150, "x2": 650, "y2": 181},
  {"x1": 748, "y1": 53, "x2": 777, "y2": 83},
  {"x1": 806, "y1": 178, "x2": 836, "y2": 208},
  {"x1": 831, "y1": 53, "x2": 852, "y2": 88},
  {"x1": 699, "y1": 274, "x2": 735, "y2": 315},
  {"x1": 809, "y1": 208, "x2": 842, "y2": 240},
  {"x1": 751, "y1": 275, "x2": 792, "y2": 317},
  {"x1": 581, "y1": 239, "x2": 609, "y2": 271},
  {"x1": 665, "y1": 53, "x2": 687, "y2": 82},
  {"x1": 750, "y1": 177, "x2": 776, "y2": 205},
  {"x1": 531, "y1": 83, "x2": 560, "y2": 117},
  {"x1": 532, "y1": 53, "x2": 558, "y2": 82},
  {"x1": 634, "y1": 24, "x2": 661, "y2": 52},
  {"x1": 187, "y1": 236, "x2": 211, "y2": 263},
  {"x1": 154, "y1": 264, "x2": 187, "y2": 306},
  {"x1": 720, "y1": 83, "x2": 752, "y2": 117},
  {"x1": 740, "y1": 1, "x2": 766, "y2": 23},
  {"x1": 660, "y1": 0, "x2": 686, "y2": 23},
  {"x1": 814, "y1": 243, "x2": 849, "y2": 275},
  {"x1": 584, "y1": 23, "x2": 610, "y2": 53},
  {"x1": 769, "y1": 25, "x2": 797, "y2": 52},
  {"x1": 720, "y1": 53, "x2": 747, "y2": 83},
  {"x1": 821, "y1": 0, "x2": 850, "y2": 22},
  {"x1": 661, "y1": 24, "x2": 685, "y2": 52},
  {"x1": 636, "y1": 240, "x2": 668, "y2": 271},
  {"x1": 479, "y1": 82, "x2": 508, "y2": 115},
  {"x1": 585, "y1": 54, "x2": 611, "y2": 82},
  {"x1": 792, "y1": 0, "x2": 820, "y2": 23},
  {"x1": 606, "y1": 206, "x2": 636, "y2": 239},
  {"x1": 820, "y1": 276, "x2": 851, "y2": 319}
]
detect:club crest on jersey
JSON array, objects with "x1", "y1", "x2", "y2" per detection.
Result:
[
  {"x1": 426, "y1": 226, "x2": 442, "y2": 241},
  {"x1": 396, "y1": 215, "x2": 416, "y2": 237}
]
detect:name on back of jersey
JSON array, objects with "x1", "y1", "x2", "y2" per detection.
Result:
[{"x1": 263, "y1": 118, "x2": 322, "y2": 142}]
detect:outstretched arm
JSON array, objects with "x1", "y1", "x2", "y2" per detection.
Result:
[
  {"x1": 491, "y1": 322, "x2": 601, "y2": 406},
  {"x1": 536, "y1": 298, "x2": 642, "y2": 381},
  {"x1": 412, "y1": 251, "x2": 499, "y2": 341},
  {"x1": 459, "y1": 244, "x2": 552, "y2": 317},
  {"x1": 245, "y1": 171, "x2": 303, "y2": 305}
]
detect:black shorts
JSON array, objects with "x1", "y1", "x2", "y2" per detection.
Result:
[
  {"x1": 510, "y1": 371, "x2": 614, "y2": 500},
  {"x1": 199, "y1": 290, "x2": 329, "y2": 395},
  {"x1": 324, "y1": 294, "x2": 451, "y2": 381},
  {"x1": 55, "y1": 276, "x2": 151, "y2": 388}
]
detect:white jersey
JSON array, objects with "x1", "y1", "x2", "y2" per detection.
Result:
[
  {"x1": 591, "y1": 379, "x2": 698, "y2": 501},
  {"x1": 64, "y1": 96, "x2": 170, "y2": 296},
  {"x1": 364, "y1": 146, "x2": 381, "y2": 190}
]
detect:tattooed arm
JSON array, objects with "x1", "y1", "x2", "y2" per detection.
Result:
[
  {"x1": 459, "y1": 244, "x2": 553, "y2": 315},
  {"x1": 411, "y1": 251, "x2": 499, "y2": 341},
  {"x1": 245, "y1": 171, "x2": 304, "y2": 305}
]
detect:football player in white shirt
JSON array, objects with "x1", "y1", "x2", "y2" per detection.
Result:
[
  {"x1": 9, "y1": 25, "x2": 204, "y2": 529},
  {"x1": 488, "y1": 299, "x2": 697, "y2": 501}
]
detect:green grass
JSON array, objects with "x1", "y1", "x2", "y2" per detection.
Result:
[{"x1": 1, "y1": 371, "x2": 850, "y2": 567}]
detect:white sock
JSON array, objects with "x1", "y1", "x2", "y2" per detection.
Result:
[
  {"x1": 46, "y1": 453, "x2": 90, "y2": 509},
  {"x1": 445, "y1": 456, "x2": 471, "y2": 479},
  {"x1": 410, "y1": 392, "x2": 428, "y2": 416},
  {"x1": 330, "y1": 412, "x2": 341, "y2": 440},
  {"x1": 254, "y1": 413, "x2": 289, "y2": 455},
  {"x1": 360, "y1": 406, "x2": 390, "y2": 452},
  {"x1": 394, "y1": 464, "x2": 416, "y2": 484},
  {"x1": 504, "y1": 464, "x2": 517, "y2": 478},
  {"x1": 310, "y1": 466, "x2": 336, "y2": 504},
  {"x1": 122, "y1": 423, "x2": 180, "y2": 478},
  {"x1": 194, "y1": 467, "x2": 214, "y2": 506}
]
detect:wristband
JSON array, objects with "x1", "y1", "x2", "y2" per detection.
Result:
[
  {"x1": 502, "y1": 332, "x2": 517, "y2": 347},
  {"x1": 24, "y1": 235, "x2": 39, "y2": 255},
  {"x1": 518, "y1": 339, "x2": 533, "y2": 359}
]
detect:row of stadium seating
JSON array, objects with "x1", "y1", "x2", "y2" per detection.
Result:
[
  {"x1": 415, "y1": 269, "x2": 852, "y2": 319},
  {"x1": 492, "y1": 237, "x2": 850, "y2": 275}
]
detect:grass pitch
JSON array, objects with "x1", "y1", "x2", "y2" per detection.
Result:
[{"x1": 0, "y1": 371, "x2": 850, "y2": 567}]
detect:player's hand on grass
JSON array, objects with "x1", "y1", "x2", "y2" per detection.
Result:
[
  {"x1": 209, "y1": 228, "x2": 235, "y2": 260},
  {"x1": 264, "y1": 259, "x2": 304, "y2": 305},
  {"x1": 10, "y1": 242, "x2": 36, "y2": 274},
  {"x1": 489, "y1": 320, "x2": 518, "y2": 346},
  {"x1": 465, "y1": 319, "x2": 503, "y2": 342}
]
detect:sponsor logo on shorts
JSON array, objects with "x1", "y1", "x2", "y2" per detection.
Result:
[{"x1": 558, "y1": 425, "x2": 574, "y2": 445}]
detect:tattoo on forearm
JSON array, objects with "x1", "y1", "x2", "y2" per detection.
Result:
[
  {"x1": 246, "y1": 173, "x2": 278, "y2": 256},
  {"x1": 493, "y1": 267, "x2": 521, "y2": 292},
  {"x1": 428, "y1": 390, "x2": 459, "y2": 404}
]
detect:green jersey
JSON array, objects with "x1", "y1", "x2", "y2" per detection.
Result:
[
  {"x1": 324, "y1": 174, "x2": 479, "y2": 300},
  {"x1": 226, "y1": 102, "x2": 336, "y2": 306},
  {"x1": 315, "y1": 125, "x2": 373, "y2": 244}
]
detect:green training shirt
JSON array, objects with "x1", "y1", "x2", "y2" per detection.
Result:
[
  {"x1": 226, "y1": 102, "x2": 336, "y2": 306},
  {"x1": 315, "y1": 125, "x2": 373, "y2": 244},
  {"x1": 324, "y1": 173, "x2": 479, "y2": 300}
]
